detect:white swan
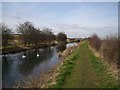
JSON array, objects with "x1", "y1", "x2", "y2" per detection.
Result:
[
  {"x1": 5, "y1": 54, "x2": 8, "y2": 57},
  {"x1": 22, "y1": 54, "x2": 26, "y2": 58},
  {"x1": 37, "y1": 53, "x2": 39, "y2": 57}
]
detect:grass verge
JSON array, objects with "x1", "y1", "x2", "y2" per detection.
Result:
[
  {"x1": 89, "y1": 47, "x2": 119, "y2": 88},
  {"x1": 53, "y1": 45, "x2": 80, "y2": 88},
  {"x1": 53, "y1": 41, "x2": 119, "y2": 88}
]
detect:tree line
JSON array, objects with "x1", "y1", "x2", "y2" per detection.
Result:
[{"x1": 1, "y1": 21, "x2": 67, "y2": 49}]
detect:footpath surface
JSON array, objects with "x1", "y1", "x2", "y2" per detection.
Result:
[{"x1": 61, "y1": 41, "x2": 118, "y2": 88}]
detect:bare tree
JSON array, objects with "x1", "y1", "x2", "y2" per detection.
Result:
[
  {"x1": 16, "y1": 21, "x2": 34, "y2": 46},
  {"x1": 16, "y1": 21, "x2": 56, "y2": 46},
  {"x1": 1, "y1": 24, "x2": 13, "y2": 49},
  {"x1": 42, "y1": 28, "x2": 55, "y2": 44},
  {"x1": 56, "y1": 32, "x2": 67, "y2": 43},
  {"x1": 29, "y1": 28, "x2": 42, "y2": 46}
]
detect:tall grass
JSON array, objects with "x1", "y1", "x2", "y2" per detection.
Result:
[
  {"x1": 101, "y1": 34, "x2": 118, "y2": 68},
  {"x1": 89, "y1": 33, "x2": 119, "y2": 69},
  {"x1": 89, "y1": 34, "x2": 102, "y2": 52}
]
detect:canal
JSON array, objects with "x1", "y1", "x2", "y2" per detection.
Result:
[{"x1": 2, "y1": 42, "x2": 78, "y2": 88}]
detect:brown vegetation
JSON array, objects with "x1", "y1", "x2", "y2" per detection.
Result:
[
  {"x1": 101, "y1": 35, "x2": 118, "y2": 68},
  {"x1": 88, "y1": 34, "x2": 119, "y2": 80},
  {"x1": 1, "y1": 24, "x2": 13, "y2": 49},
  {"x1": 1, "y1": 22, "x2": 67, "y2": 54},
  {"x1": 56, "y1": 32, "x2": 67, "y2": 43},
  {"x1": 89, "y1": 34, "x2": 102, "y2": 51}
]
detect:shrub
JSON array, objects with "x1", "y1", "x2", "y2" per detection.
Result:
[
  {"x1": 89, "y1": 34, "x2": 102, "y2": 51},
  {"x1": 101, "y1": 34, "x2": 118, "y2": 68}
]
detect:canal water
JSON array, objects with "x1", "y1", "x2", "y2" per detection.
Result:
[{"x1": 2, "y1": 43, "x2": 78, "y2": 88}]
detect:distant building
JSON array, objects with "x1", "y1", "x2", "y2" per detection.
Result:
[{"x1": 67, "y1": 38, "x2": 82, "y2": 42}]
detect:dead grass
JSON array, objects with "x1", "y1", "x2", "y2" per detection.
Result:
[
  {"x1": 89, "y1": 45, "x2": 118, "y2": 80},
  {"x1": 88, "y1": 34, "x2": 119, "y2": 80}
]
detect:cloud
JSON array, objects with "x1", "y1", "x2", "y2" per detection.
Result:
[
  {"x1": 52, "y1": 23, "x2": 118, "y2": 38},
  {"x1": 1, "y1": 2, "x2": 118, "y2": 38},
  {"x1": 57, "y1": 3, "x2": 118, "y2": 27},
  {"x1": 2, "y1": 0, "x2": 119, "y2": 2},
  {"x1": 0, "y1": 3, "x2": 2, "y2": 23}
]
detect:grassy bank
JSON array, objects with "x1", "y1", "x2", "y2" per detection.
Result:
[
  {"x1": 53, "y1": 41, "x2": 118, "y2": 88},
  {"x1": 2, "y1": 43, "x2": 57, "y2": 54},
  {"x1": 2, "y1": 41, "x2": 75, "y2": 54},
  {"x1": 53, "y1": 45, "x2": 80, "y2": 88},
  {"x1": 89, "y1": 49, "x2": 118, "y2": 88}
]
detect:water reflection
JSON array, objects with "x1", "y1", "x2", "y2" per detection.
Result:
[
  {"x1": 2, "y1": 43, "x2": 78, "y2": 88},
  {"x1": 2, "y1": 56, "x2": 11, "y2": 79},
  {"x1": 66, "y1": 42, "x2": 78, "y2": 47},
  {"x1": 2, "y1": 47, "x2": 57, "y2": 87},
  {"x1": 2, "y1": 55, "x2": 12, "y2": 87},
  {"x1": 18, "y1": 47, "x2": 53, "y2": 75},
  {"x1": 56, "y1": 43, "x2": 66, "y2": 52}
]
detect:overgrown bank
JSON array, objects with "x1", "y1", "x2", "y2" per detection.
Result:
[
  {"x1": 51, "y1": 44, "x2": 80, "y2": 88},
  {"x1": 2, "y1": 43, "x2": 57, "y2": 54},
  {"x1": 52, "y1": 41, "x2": 118, "y2": 88},
  {"x1": 88, "y1": 34, "x2": 119, "y2": 69},
  {"x1": 88, "y1": 34, "x2": 119, "y2": 80}
]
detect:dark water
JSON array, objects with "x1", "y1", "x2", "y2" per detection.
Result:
[{"x1": 2, "y1": 43, "x2": 78, "y2": 88}]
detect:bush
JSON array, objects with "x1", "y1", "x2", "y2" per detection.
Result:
[
  {"x1": 101, "y1": 34, "x2": 118, "y2": 68},
  {"x1": 89, "y1": 33, "x2": 119, "y2": 68},
  {"x1": 89, "y1": 34, "x2": 102, "y2": 51}
]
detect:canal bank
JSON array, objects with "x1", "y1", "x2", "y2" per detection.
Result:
[
  {"x1": 2, "y1": 42, "x2": 78, "y2": 88},
  {"x1": 51, "y1": 41, "x2": 118, "y2": 88},
  {"x1": 2, "y1": 43, "x2": 57, "y2": 54},
  {"x1": 2, "y1": 41, "x2": 79, "y2": 54}
]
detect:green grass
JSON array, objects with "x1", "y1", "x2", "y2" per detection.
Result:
[
  {"x1": 53, "y1": 47, "x2": 80, "y2": 88},
  {"x1": 53, "y1": 41, "x2": 119, "y2": 88},
  {"x1": 89, "y1": 48, "x2": 118, "y2": 88}
]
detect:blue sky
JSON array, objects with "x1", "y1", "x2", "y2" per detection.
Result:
[{"x1": 1, "y1": 2, "x2": 118, "y2": 38}]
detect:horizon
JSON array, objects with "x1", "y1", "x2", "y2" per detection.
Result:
[{"x1": 1, "y1": 2, "x2": 118, "y2": 38}]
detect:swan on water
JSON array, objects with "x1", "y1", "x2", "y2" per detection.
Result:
[
  {"x1": 22, "y1": 54, "x2": 26, "y2": 58},
  {"x1": 37, "y1": 53, "x2": 39, "y2": 57},
  {"x1": 5, "y1": 54, "x2": 8, "y2": 57}
]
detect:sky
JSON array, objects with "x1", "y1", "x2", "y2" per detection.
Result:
[
  {"x1": 1, "y1": 2, "x2": 118, "y2": 38},
  {"x1": 1, "y1": 0, "x2": 120, "y2": 2}
]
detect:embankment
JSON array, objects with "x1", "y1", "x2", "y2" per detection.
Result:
[
  {"x1": 52, "y1": 41, "x2": 118, "y2": 88},
  {"x1": 2, "y1": 43, "x2": 57, "y2": 54}
]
